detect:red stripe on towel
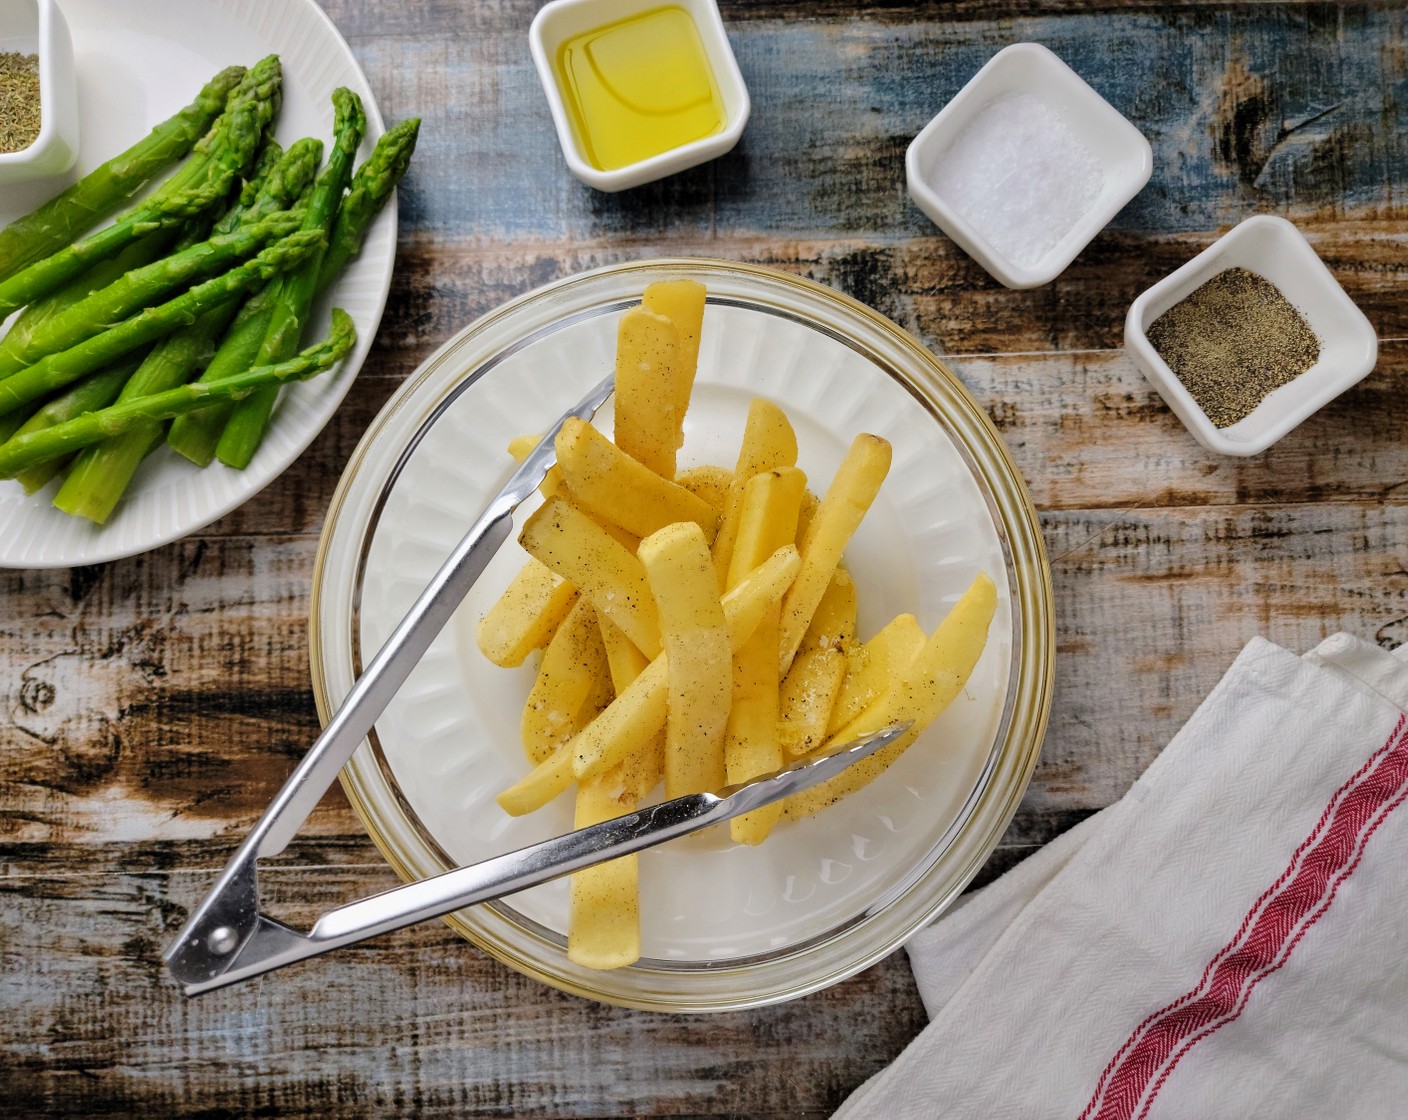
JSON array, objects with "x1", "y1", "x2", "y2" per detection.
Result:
[{"x1": 1079, "y1": 713, "x2": 1408, "y2": 1120}]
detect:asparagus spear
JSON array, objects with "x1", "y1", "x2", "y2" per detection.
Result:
[
  {"x1": 0, "y1": 181, "x2": 227, "y2": 320},
  {"x1": 10, "y1": 358, "x2": 145, "y2": 493},
  {"x1": 216, "y1": 88, "x2": 366, "y2": 470},
  {"x1": 0, "y1": 229, "x2": 325, "y2": 418},
  {"x1": 51, "y1": 139, "x2": 328, "y2": 522},
  {"x1": 166, "y1": 119, "x2": 415, "y2": 467},
  {"x1": 0, "y1": 310, "x2": 355, "y2": 478},
  {"x1": 0, "y1": 208, "x2": 305, "y2": 380},
  {"x1": 0, "y1": 66, "x2": 245, "y2": 283}
]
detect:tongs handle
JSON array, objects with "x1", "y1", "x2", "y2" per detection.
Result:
[{"x1": 164, "y1": 373, "x2": 615, "y2": 990}]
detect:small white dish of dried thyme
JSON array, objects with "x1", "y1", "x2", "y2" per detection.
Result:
[
  {"x1": 1125, "y1": 215, "x2": 1378, "y2": 457},
  {"x1": 0, "y1": 0, "x2": 79, "y2": 183}
]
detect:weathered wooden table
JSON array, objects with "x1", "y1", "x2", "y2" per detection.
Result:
[{"x1": 3, "y1": 1, "x2": 1405, "y2": 1114}]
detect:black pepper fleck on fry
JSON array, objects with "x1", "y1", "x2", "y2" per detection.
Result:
[{"x1": 1146, "y1": 267, "x2": 1321, "y2": 428}]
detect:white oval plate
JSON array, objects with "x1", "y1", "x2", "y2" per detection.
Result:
[
  {"x1": 316, "y1": 270, "x2": 1015, "y2": 974},
  {"x1": 0, "y1": 0, "x2": 392, "y2": 568}
]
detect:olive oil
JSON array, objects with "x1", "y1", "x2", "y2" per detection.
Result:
[{"x1": 555, "y1": 6, "x2": 725, "y2": 172}]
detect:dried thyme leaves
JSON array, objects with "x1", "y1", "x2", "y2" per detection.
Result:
[
  {"x1": 0, "y1": 51, "x2": 42, "y2": 154},
  {"x1": 1147, "y1": 267, "x2": 1321, "y2": 428}
]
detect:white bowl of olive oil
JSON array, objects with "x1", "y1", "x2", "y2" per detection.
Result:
[{"x1": 530, "y1": 0, "x2": 750, "y2": 192}]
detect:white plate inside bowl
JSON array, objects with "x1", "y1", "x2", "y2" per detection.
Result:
[
  {"x1": 312, "y1": 260, "x2": 1053, "y2": 1009},
  {"x1": 0, "y1": 0, "x2": 393, "y2": 568}
]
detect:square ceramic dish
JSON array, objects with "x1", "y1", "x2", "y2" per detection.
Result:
[
  {"x1": 1125, "y1": 215, "x2": 1378, "y2": 456},
  {"x1": 906, "y1": 42, "x2": 1152, "y2": 289},
  {"x1": 0, "y1": 0, "x2": 79, "y2": 182},
  {"x1": 310, "y1": 259, "x2": 1054, "y2": 1011},
  {"x1": 529, "y1": 0, "x2": 749, "y2": 192}
]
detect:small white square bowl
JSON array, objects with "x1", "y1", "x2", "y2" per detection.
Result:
[
  {"x1": 0, "y1": 0, "x2": 79, "y2": 184},
  {"x1": 529, "y1": 0, "x2": 749, "y2": 193},
  {"x1": 906, "y1": 42, "x2": 1152, "y2": 289},
  {"x1": 1125, "y1": 215, "x2": 1378, "y2": 457}
]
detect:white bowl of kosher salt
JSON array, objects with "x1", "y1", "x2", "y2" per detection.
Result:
[{"x1": 906, "y1": 43, "x2": 1152, "y2": 290}]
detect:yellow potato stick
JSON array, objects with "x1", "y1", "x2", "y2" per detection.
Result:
[
  {"x1": 476, "y1": 558, "x2": 579, "y2": 668},
  {"x1": 779, "y1": 646, "x2": 847, "y2": 757},
  {"x1": 613, "y1": 306, "x2": 682, "y2": 478},
  {"x1": 796, "y1": 487, "x2": 820, "y2": 546},
  {"x1": 726, "y1": 608, "x2": 783, "y2": 844},
  {"x1": 641, "y1": 278, "x2": 705, "y2": 444},
  {"x1": 779, "y1": 433, "x2": 892, "y2": 670},
  {"x1": 555, "y1": 417, "x2": 719, "y2": 541},
  {"x1": 571, "y1": 545, "x2": 801, "y2": 781},
  {"x1": 784, "y1": 573, "x2": 997, "y2": 820},
  {"x1": 712, "y1": 398, "x2": 798, "y2": 586},
  {"x1": 828, "y1": 612, "x2": 926, "y2": 735},
  {"x1": 724, "y1": 466, "x2": 807, "y2": 591},
  {"x1": 639, "y1": 522, "x2": 730, "y2": 799},
  {"x1": 802, "y1": 568, "x2": 857, "y2": 653},
  {"x1": 521, "y1": 598, "x2": 607, "y2": 764},
  {"x1": 598, "y1": 611, "x2": 651, "y2": 694},
  {"x1": 568, "y1": 773, "x2": 642, "y2": 971},
  {"x1": 520, "y1": 496, "x2": 661, "y2": 658},
  {"x1": 507, "y1": 433, "x2": 541, "y2": 461},
  {"x1": 675, "y1": 464, "x2": 733, "y2": 515},
  {"x1": 496, "y1": 743, "x2": 575, "y2": 816}
]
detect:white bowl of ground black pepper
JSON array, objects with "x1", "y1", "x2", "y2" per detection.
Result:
[
  {"x1": 0, "y1": 0, "x2": 79, "y2": 183},
  {"x1": 1125, "y1": 215, "x2": 1378, "y2": 457}
]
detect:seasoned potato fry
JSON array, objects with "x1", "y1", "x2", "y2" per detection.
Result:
[
  {"x1": 802, "y1": 569, "x2": 857, "y2": 652},
  {"x1": 778, "y1": 645, "x2": 847, "y2": 757},
  {"x1": 613, "y1": 307, "x2": 682, "y2": 479},
  {"x1": 642, "y1": 279, "x2": 705, "y2": 447},
  {"x1": 725, "y1": 466, "x2": 807, "y2": 591},
  {"x1": 496, "y1": 742, "x2": 575, "y2": 815},
  {"x1": 712, "y1": 399, "x2": 798, "y2": 586},
  {"x1": 520, "y1": 496, "x2": 661, "y2": 658},
  {"x1": 779, "y1": 434, "x2": 891, "y2": 669},
  {"x1": 726, "y1": 608, "x2": 783, "y2": 843},
  {"x1": 675, "y1": 464, "x2": 732, "y2": 515},
  {"x1": 784, "y1": 573, "x2": 997, "y2": 820},
  {"x1": 639, "y1": 522, "x2": 731, "y2": 798},
  {"x1": 568, "y1": 772, "x2": 643, "y2": 970},
  {"x1": 555, "y1": 417, "x2": 718, "y2": 541},
  {"x1": 569, "y1": 545, "x2": 801, "y2": 783},
  {"x1": 521, "y1": 598, "x2": 608, "y2": 765},
  {"x1": 506, "y1": 433, "x2": 540, "y2": 461},
  {"x1": 828, "y1": 612, "x2": 926, "y2": 735},
  {"x1": 476, "y1": 558, "x2": 579, "y2": 668}
]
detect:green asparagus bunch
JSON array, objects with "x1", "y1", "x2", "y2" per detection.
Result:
[{"x1": 0, "y1": 56, "x2": 420, "y2": 525}]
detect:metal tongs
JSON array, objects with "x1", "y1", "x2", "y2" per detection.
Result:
[{"x1": 164, "y1": 371, "x2": 910, "y2": 995}]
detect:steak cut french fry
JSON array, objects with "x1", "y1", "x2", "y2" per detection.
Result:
[
  {"x1": 568, "y1": 772, "x2": 643, "y2": 971},
  {"x1": 675, "y1": 464, "x2": 732, "y2": 515},
  {"x1": 520, "y1": 597, "x2": 608, "y2": 765},
  {"x1": 569, "y1": 544, "x2": 801, "y2": 784},
  {"x1": 712, "y1": 398, "x2": 798, "y2": 586},
  {"x1": 725, "y1": 465, "x2": 806, "y2": 591},
  {"x1": 725, "y1": 607, "x2": 783, "y2": 843},
  {"x1": 613, "y1": 306, "x2": 682, "y2": 479},
  {"x1": 784, "y1": 573, "x2": 997, "y2": 820},
  {"x1": 555, "y1": 417, "x2": 719, "y2": 541},
  {"x1": 802, "y1": 569, "x2": 857, "y2": 653},
  {"x1": 520, "y1": 495, "x2": 661, "y2": 658},
  {"x1": 779, "y1": 433, "x2": 891, "y2": 670},
  {"x1": 476, "y1": 558, "x2": 579, "y2": 668},
  {"x1": 639, "y1": 521, "x2": 731, "y2": 799},
  {"x1": 827, "y1": 612, "x2": 926, "y2": 735},
  {"x1": 778, "y1": 645, "x2": 846, "y2": 757},
  {"x1": 641, "y1": 278, "x2": 705, "y2": 449}
]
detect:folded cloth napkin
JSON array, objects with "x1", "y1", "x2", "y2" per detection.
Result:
[{"x1": 836, "y1": 634, "x2": 1408, "y2": 1120}]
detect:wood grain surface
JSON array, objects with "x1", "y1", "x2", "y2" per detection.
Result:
[{"x1": 2, "y1": 1, "x2": 1405, "y2": 1115}]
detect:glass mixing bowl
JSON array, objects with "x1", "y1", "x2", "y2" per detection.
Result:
[{"x1": 309, "y1": 258, "x2": 1053, "y2": 1011}]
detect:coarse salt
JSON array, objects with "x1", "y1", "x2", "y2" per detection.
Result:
[{"x1": 924, "y1": 91, "x2": 1105, "y2": 269}]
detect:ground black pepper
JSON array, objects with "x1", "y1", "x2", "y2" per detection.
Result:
[
  {"x1": 1147, "y1": 266, "x2": 1321, "y2": 428},
  {"x1": 0, "y1": 52, "x2": 41, "y2": 154}
]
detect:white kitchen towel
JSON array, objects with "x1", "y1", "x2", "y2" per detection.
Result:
[{"x1": 836, "y1": 634, "x2": 1408, "y2": 1120}]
